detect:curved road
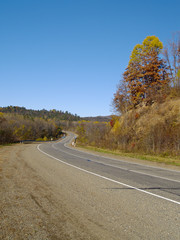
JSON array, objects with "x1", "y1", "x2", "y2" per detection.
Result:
[
  {"x1": 38, "y1": 132, "x2": 180, "y2": 205},
  {"x1": 37, "y1": 132, "x2": 180, "y2": 239}
]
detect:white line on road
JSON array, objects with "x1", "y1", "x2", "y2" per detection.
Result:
[
  {"x1": 37, "y1": 144, "x2": 180, "y2": 205},
  {"x1": 64, "y1": 142, "x2": 180, "y2": 173},
  {"x1": 52, "y1": 142, "x2": 180, "y2": 183}
]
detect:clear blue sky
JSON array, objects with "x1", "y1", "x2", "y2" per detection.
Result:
[{"x1": 0, "y1": 0, "x2": 179, "y2": 117}]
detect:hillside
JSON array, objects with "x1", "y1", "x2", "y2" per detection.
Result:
[
  {"x1": 75, "y1": 98, "x2": 180, "y2": 158},
  {"x1": 82, "y1": 115, "x2": 111, "y2": 122},
  {"x1": 0, "y1": 105, "x2": 81, "y2": 144},
  {"x1": 107, "y1": 97, "x2": 180, "y2": 156},
  {"x1": 0, "y1": 106, "x2": 80, "y2": 121}
]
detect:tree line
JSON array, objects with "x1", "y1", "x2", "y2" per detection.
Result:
[
  {"x1": 0, "y1": 112, "x2": 63, "y2": 144},
  {"x1": 0, "y1": 106, "x2": 80, "y2": 121},
  {"x1": 0, "y1": 106, "x2": 81, "y2": 144}
]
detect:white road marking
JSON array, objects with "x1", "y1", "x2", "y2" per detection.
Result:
[
  {"x1": 52, "y1": 142, "x2": 180, "y2": 183},
  {"x1": 64, "y1": 141, "x2": 180, "y2": 173},
  {"x1": 37, "y1": 144, "x2": 180, "y2": 205},
  {"x1": 52, "y1": 143, "x2": 130, "y2": 170}
]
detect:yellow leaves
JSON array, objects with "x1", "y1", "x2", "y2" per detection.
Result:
[
  {"x1": 130, "y1": 44, "x2": 143, "y2": 63},
  {"x1": 13, "y1": 125, "x2": 25, "y2": 137},
  {"x1": 13, "y1": 127, "x2": 19, "y2": 136},
  {"x1": 50, "y1": 109, "x2": 56, "y2": 113},
  {"x1": 136, "y1": 91, "x2": 143, "y2": 99},
  {"x1": 111, "y1": 119, "x2": 121, "y2": 134},
  {"x1": 129, "y1": 36, "x2": 163, "y2": 66},
  {"x1": 78, "y1": 120, "x2": 89, "y2": 124},
  {"x1": 176, "y1": 69, "x2": 180, "y2": 79},
  {"x1": 0, "y1": 112, "x2": 6, "y2": 124},
  {"x1": 43, "y1": 136, "x2": 48, "y2": 141},
  {"x1": 93, "y1": 121, "x2": 100, "y2": 124},
  {"x1": 36, "y1": 137, "x2": 48, "y2": 141},
  {"x1": 142, "y1": 36, "x2": 163, "y2": 53}
]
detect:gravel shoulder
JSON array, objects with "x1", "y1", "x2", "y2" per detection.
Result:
[
  {"x1": 0, "y1": 144, "x2": 100, "y2": 240},
  {"x1": 0, "y1": 143, "x2": 179, "y2": 240}
]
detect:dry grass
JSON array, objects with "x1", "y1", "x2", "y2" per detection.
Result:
[
  {"x1": 77, "y1": 144, "x2": 180, "y2": 167},
  {"x1": 76, "y1": 98, "x2": 180, "y2": 165},
  {"x1": 110, "y1": 98, "x2": 180, "y2": 155}
]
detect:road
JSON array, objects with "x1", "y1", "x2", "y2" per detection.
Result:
[
  {"x1": 37, "y1": 132, "x2": 180, "y2": 239},
  {"x1": 38, "y1": 132, "x2": 180, "y2": 206},
  {"x1": 1, "y1": 133, "x2": 180, "y2": 239}
]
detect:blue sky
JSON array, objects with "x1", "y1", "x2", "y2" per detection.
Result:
[{"x1": 0, "y1": 0, "x2": 180, "y2": 117}]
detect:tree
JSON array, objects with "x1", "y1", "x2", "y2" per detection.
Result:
[
  {"x1": 113, "y1": 80, "x2": 130, "y2": 114},
  {"x1": 124, "y1": 36, "x2": 169, "y2": 107},
  {"x1": 163, "y1": 32, "x2": 180, "y2": 90}
]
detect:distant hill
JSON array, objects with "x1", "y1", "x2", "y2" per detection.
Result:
[
  {"x1": 82, "y1": 115, "x2": 111, "y2": 122},
  {"x1": 0, "y1": 106, "x2": 80, "y2": 121}
]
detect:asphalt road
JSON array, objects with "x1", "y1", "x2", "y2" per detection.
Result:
[
  {"x1": 38, "y1": 132, "x2": 180, "y2": 206},
  {"x1": 37, "y1": 132, "x2": 180, "y2": 239},
  {"x1": 1, "y1": 133, "x2": 180, "y2": 239}
]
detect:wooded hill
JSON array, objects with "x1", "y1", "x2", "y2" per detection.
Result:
[
  {"x1": 75, "y1": 97, "x2": 180, "y2": 157},
  {"x1": 0, "y1": 106, "x2": 80, "y2": 144},
  {"x1": 83, "y1": 116, "x2": 111, "y2": 122},
  {"x1": 0, "y1": 106, "x2": 80, "y2": 121}
]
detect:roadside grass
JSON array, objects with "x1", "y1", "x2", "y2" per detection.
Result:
[
  {"x1": 0, "y1": 143, "x2": 14, "y2": 148},
  {"x1": 77, "y1": 144, "x2": 180, "y2": 167}
]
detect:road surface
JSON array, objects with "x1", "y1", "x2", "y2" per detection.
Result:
[
  {"x1": 39, "y1": 132, "x2": 180, "y2": 205},
  {"x1": 1, "y1": 133, "x2": 180, "y2": 239}
]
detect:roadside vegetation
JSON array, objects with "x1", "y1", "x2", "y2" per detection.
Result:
[
  {"x1": 0, "y1": 107, "x2": 80, "y2": 144},
  {"x1": 72, "y1": 33, "x2": 180, "y2": 166},
  {"x1": 77, "y1": 144, "x2": 180, "y2": 167}
]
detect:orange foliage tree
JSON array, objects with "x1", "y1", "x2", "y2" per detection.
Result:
[{"x1": 113, "y1": 36, "x2": 170, "y2": 112}]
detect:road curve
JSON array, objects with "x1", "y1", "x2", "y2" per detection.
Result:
[
  {"x1": 37, "y1": 132, "x2": 180, "y2": 239},
  {"x1": 38, "y1": 132, "x2": 180, "y2": 205}
]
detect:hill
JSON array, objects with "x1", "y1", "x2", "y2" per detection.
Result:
[
  {"x1": 108, "y1": 97, "x2": 180, "y2": 155},
  {"x1": 0, "y1": 106, "x2": 80, "y2": 144},
  {"x1": 82, "y1": 115, "x2": 111, "y2": 122},
  {"x1": 75, "y1": 98, "x2": 180, "y2": 158},
  {"x1": 0, "y1": 106, "x2": 80, "y2": 121}
]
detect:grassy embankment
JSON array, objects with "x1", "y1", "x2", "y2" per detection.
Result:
[{"x1": 76, "y1": 144, "x2": 180, "y2": 167}]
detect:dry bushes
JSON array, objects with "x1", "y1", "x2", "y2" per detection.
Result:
[
  {"x1": 0, "y1": 113, "x2": 62, "y2": 144},
  {"x1": 76, "y1": 99, "x2": 180, "y2": 156}
]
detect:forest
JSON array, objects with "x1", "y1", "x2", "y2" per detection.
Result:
[
  {"x1": 0, "y1": 107, "x2": 80, "y2": 144},
  {"x1": 0, "y1": 106, "x2": 80, "y2": 121}
]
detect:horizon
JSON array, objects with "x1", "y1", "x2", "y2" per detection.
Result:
[{"x1": 0, "y1": 105, "x2": 113, "y2": 118}]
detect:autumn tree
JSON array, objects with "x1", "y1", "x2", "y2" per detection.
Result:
[
  {"x1": 114, "y1": 36, "x2": 170, "y2": 111},
  {"x1": 0, "y1": 111, "x2": 63, "y2": 144},
  {"x1": 113, "y1": 80, "x2": 130, "y2": 114}
]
